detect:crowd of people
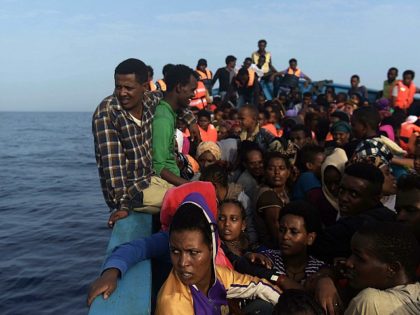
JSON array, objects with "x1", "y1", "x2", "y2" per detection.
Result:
[{"x1": 87, "y1": 40, "x2": 420, "y2": 314}]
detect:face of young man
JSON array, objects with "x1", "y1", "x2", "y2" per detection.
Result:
[
  {"x1": 114, "y1": 74, "x2": 148, "y2": 112},
  {"x1": 178, "y1": 75, "x2": 198, "y2": 109},
  {"x1": 396, "y1": 188, "x2": 420, "y2": 240}
]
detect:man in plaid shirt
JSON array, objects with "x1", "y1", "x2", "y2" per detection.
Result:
[{"x1": 92, "y1": 59, "x2": 198, "y2": 227}]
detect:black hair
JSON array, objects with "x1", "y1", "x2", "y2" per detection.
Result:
[
  {"x1": 273, "y1": 289, "x2": 324, "y2": 315},
  {"x1": 351, "y1": 74, "x2": 360, "y2": 81},
  {"x1": 238, "y1": 140, "x2": 263, "y2": 164},
  {"x1": 244, "y1": 57, "x2": 252, "y2": 63},
  {"x1": 264, "y1": 151, "x2": 292, "y2": 169},
  {"x1": 240, "y1": 104, "x2": 258, "y2": 120},
  {"x1": 197, "y1": 58, "x2": 207, "y2": 67},
  {"x1": 290, "y1": 124, "x2": 312, "y2": 138},
  {"x1": 352, "y1": 106, "x2": 381, "y2": 131},
  {"x1": 225, "y1": 55, "x2": 237, "y2": 65},
  {"x1": 259, "y1": 109, "x2": 270, "y2": 120},
  {"x1": 336, "y1": 92, "x2": 348, "y2": 102},
  {"x1": 289, "y1": 58, "x2": 297, "y2": 64},
  {"x1": 280, "y1": 201, "x2": 322, "y2": 234},
  {"x1": 197, "y1": 109, "x2": 211, "y2": 120},
  {"x1": 162, "y1": 63, "x2": 175, "y2": 76},
  {"x1": 258, "y1": 39, "x2": 267, "y2": 45},
  {"x1": 165, "y1": 64, "x2": 196, "y2": 92},
  {"x1": 218, "y1": 199, "x2": 246, "y2": 219},
  {"x1": 114, "y1": 58, "x2": 148, "y2": 84},
  {"x1": 403, "y1": 70, "x2": 415, "y2": 79},
  {"x1": 388, "y1": 67, "x2": 398, "y2": 74},
  {"x1": 397, "y1": 173, "x2": 420, "y2": 191},
  {"x1": 356, "y1": 222, "x2": 420, "y2": 281},
  {"x1": 199, "y1": 163, "x2": 228, "y2": 188},
  {"x1": 330, "y1": 111, "x2": 350, "y2": 123},
  {"x1": 147, "y1": 65, "x2": 154, "y2": 77},
  {"x1": 303, "y1": 92, "x2": 312, "y2": 98},
  {"x1": 296, "y1": 144, "x2": 324, "y2": 172},
  {"x1": 170, "y1": 202, "x2": 213, "y2": 248},
  {"x1": 344, "y1": 162, "x2": 384, "y2": 196}
]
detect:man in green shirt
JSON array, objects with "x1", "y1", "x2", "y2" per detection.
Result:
[{"x1": 152, "y1": 65, "x2": 198, "y2": 186}]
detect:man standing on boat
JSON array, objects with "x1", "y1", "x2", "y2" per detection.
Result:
[{"x1": 92, "y1": 59, "x2": 198, "y2": 227}]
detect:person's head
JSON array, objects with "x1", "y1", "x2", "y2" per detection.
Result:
[
  {"x1": 238, "y1": 105, "x2": 258, "y2": 132},
  {"x1": 217, "y1": 124, "x2": 229, "y2": 141},
  {"x1": 336, "y1": 92, "x2": 348, "y2": 104},
  {"x1": 146, "y1": 65, "x2": 154, "y2": 81},
  {"x1": 330, "y1": 110, "x2": 350, "y2": 124},
  {"x1": 304, "y1": 112, "x2": 321, "y2": 132},
  {"x1": 225, "y1": 55, "x2": 237, "y2": 69},
  {"x1": 289, "y1": 58, "x2": 298, "y2": 70},
  {"x1": 289, "y1": 124, "x2": 312, "y2": 149},
  {"x1": 169, "y1": 197, "x2": 217, "y2": 293},
  {"x1": 257, "y1": 39, "x2": 267, "y2": 51},
  {"x1": 278, "y1": 201, "x2": 321, "y2": 257},
  {"x1": 346, "y1": 222, "x2": 420, "y2": 290},
  {"x1": 322, "y1": 148, "x2": 348, "y2": 199},
  {"x1": 199, "y1": 163, "x2": 229, "y2": 200},
  {"x1": 114, "y1": 58, "x2": 149, "y2": 111},
  {"x1": 162, "y1": 63, "x2": 175, "y2": 78},
  {"x1": 331, "y1": 121, "x2": 351, "y2": 146},
  {"x1": 302, "y1": 92, "x2": 312, "y2": 106},
  {"x1": 217, "y1": 200, "x2": 246, "y2": 243},
  {"x1": 196, "y1": 58, "x2": 207, "y2": 72},
  {"x1": 166, "y1": 64, "x2": 198, "y2": 109},
  {"x1": 196, "y1": 142, "x2": 222, "y2": 170},
  {"x1": 240, "y1": 142, "x2": 264, "y2": 178},
  {"x1": 263, "y1": 152, "x2": 291, "y2": 189},
  {"x1": 350, "y1": 74, "x2": 360, "y2": 88},
  {"x1": 243, "y1": 57, "x2": 252, "y2": 69},
  {"x1": 351, "y1": 106, "x2": 381, "y2": 139},
  {"x1": 197, "y1": 110, "x2": 212, "y2": 131},
  {"x1": 387, "y1": 67, "x2": 398, "y2": 82},
  {"x1": 339, "y1": 163, "x2": 384, "y2": 216},
  {"x1": 380, "y1": 163, "x2": 397, "y2": 196},
  {"x1": 258, "y1": 110, "x2": 270, "y2": 126},
  {"x1": 296, "y1": 144, "x2": 325, "y2": 178},
  {"x1": 273, "y1": 289, "x2": 325, "y2": 315},
  {"x1": 396, "y1": 174, "x2": 420, "y2": 240},
  {"x1": 236, "y1": 67, "x2": 250, "y2": 87},
  {"x1": 402, "y1": 70, "x2": 415, "y2": 86},
  {"x1": 176, "y1": 118, "x2": 187, "y2": 132}
]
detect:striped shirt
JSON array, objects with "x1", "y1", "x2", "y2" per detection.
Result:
[
  {"x1": 262, "y1": 249, "x2": 325, "y2": 282},
  {"x1": 92, "y1": 90, "x2": 195, "y2": 211}
]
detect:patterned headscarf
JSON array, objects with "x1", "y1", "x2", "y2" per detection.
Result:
[{"x1": 196, "y1": 141, "x2": 222, "y2": 160}]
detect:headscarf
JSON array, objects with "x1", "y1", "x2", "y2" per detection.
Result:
[
  {"x1": 331, "y1": 121, "x2": 351, "y2": 134},
  {"x1": 321, "y1": 148, "x2": 348, "y2": 211},
  {"x1": 196, "y1": 141, "x2": 222, "y2": 161}
]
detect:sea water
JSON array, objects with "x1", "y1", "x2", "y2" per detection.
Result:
[{"x1": 0, "y1": 112, "x2": 110, "y2": 315}]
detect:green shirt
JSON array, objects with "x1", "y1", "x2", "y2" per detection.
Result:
[{"x1": 152, "y1": 100, "x2": 180, "y2": 176}]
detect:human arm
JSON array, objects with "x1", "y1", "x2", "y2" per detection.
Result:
[
  {"x1": 87, "y1": 231, "x2": 170, "y2": 305},
  {"x1": 391, "y1": 157, "x2": 414, "y2": 169},
  {"x1": 178, "y1": 108, "x2": 201, "y2": 142},
  {"x1": 211, "y1": 68, "x2": 220, "y2": 86},
  {"x1": 159, "y1": 168, "x2": 188, "y2": 186}
]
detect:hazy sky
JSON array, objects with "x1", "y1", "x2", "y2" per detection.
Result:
[{"x1": 1, "y1": 0, "x2": 419, "y2": 111}]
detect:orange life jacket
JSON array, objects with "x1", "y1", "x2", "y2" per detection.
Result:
[
  {"x1": 189, "y1": 81, "x2": 208, "y2": 110},
  {"x1": 395, "y1": 81, "x2": 416, "y2": 110},
  {"x1": 196, "y1": 69, "x2": 212, "y2": 80},
  {"x1": 287, "y1": 67, "x2": 302, "y2": 77},
  {"x1": 156, "y1": 79, "x2": 166, "y2": 92},
  {"x1": 149, "y1": 81, "x2": 157, "y2": 91},
  {"x1": 236, "y1": 69, "x2": 255, "y2": 88}
]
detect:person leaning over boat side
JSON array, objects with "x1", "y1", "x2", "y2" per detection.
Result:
[{"x1": 92, "y1": 59, "x2": 200, "y2": 228}]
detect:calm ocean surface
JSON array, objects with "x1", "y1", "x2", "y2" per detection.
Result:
[{"x1": 0, "y1": 112, "x2": 110, "y2": 315}]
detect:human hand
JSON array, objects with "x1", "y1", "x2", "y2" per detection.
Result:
[
  {"x1": 108, "y1": 209, "x2": 129, "y2": 228},
  {"x1": 87, "y1": 268, "x2": 120, "y2": 306},
  {"x1": 245, "y1": 253, "x2": 273, "y2": 269},
  {"x1": 314, "y1": 276, "x2": 342, "y2": 315},
  {"x1": 189, "y1": 123, "x2": 202, "y2": 143}
]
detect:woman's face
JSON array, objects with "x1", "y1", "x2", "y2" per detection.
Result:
[
  {"x1": 198, "y1": 151, "x2": 217, "y2": 170},
  {"x1": 278, "y1": 214, "x2": 315, "y2": 257},
  {"x1": 323, "y1": 166, "x2": 342, "y2": 197},
  {"x1": 333, "y1": 131, "x2": 350, "y2": 146},
  {"x1": 170, "y1": 230, "x2": 213, "y2": 292},
  {"x1": 265, "y1": 157, "x2": 290, "y2": 188},
  {"x1": 380, "y1": 165, "x2": 397, "y2": 196},
  {"x1": 217, "y1": 203, "x2": 245, "y2": 242},
  {"x1": 345, "y1": 233, "x2": 391, "y2": 290}
]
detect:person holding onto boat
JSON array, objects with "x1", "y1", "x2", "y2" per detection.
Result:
[
  {"x1": 92, "y1": 59, "x2": 199, "y2": 228},
  {"x1": 195, "y1": 58, "x2": 213, "y2": 95},
  {"x1": 212, "y1": 55, "x2": 237, "y2": 102},
  {"x1": 154, "y1": 192, "x2": 281, "y2": 314}
]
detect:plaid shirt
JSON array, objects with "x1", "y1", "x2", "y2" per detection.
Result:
[{"x1": 92, "y1": 90, "x2": 196, "y2": 211}]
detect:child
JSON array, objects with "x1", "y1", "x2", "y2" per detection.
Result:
[{"x1": 197, "y1": 109, "x2": 217, "y2": 142}]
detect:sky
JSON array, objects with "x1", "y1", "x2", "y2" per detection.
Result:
[{"x1": 0, "y1": 0, "x2": 419, "y2": 112}]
